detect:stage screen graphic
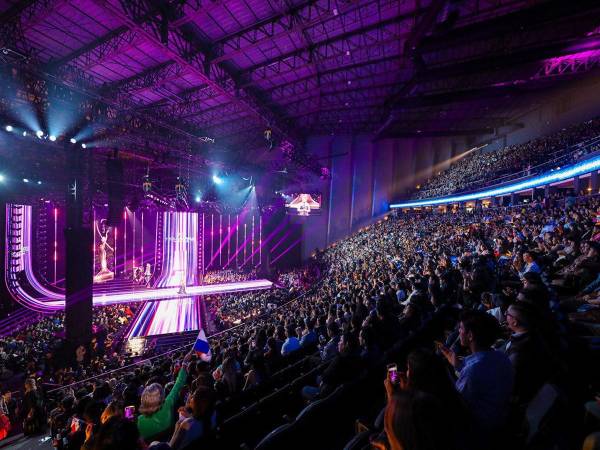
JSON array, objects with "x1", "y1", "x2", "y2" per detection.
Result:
[
  {"x1": 155, "y1": 211, "x2": 199, "y2": 288},
  {"x1": 93, "y1": 219, "x2": 115, "y2": 283},
  {"x1": 285, "y1": 193, "x2": 322, "y2": 216}
]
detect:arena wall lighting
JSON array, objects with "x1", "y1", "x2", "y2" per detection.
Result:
[{"x1": 390, "y1": 155, "x2": 600, "y2": 209}]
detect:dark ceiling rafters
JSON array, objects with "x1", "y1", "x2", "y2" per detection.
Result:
[
  {"x1": 1, "y1": 0, "x2": 599, "y2": 156},
  {"x1": 93, "y1": 0, "x2": 297, "y2": 140},
  {"x1": 0, "y1": 1, "x2": 222, "y2": 158}
]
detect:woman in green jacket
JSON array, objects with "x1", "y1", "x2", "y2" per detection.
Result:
[{"x1": 137, "y1": 350, "x2": 192, "y2": 440}]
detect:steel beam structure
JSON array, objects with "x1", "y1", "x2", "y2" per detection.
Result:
[
  {"x1": 93, "y1": 0, "x2": 297, "y2": 144},
  {"x1": 241, "y1": 10, "x2": 417, "y2": 82}
]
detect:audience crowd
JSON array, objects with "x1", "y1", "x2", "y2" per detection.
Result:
[
  {"x1": 415, "y1": 117, "x2": 600, "y2": 199},
  {"x1": 1, "y1": 122, "x2": 600, "y2": 448},
  {"x1": 6, "y1": 190, "x2": 592, "y2": 450},
  {"x1": 202, "y1": 269, "x2": 257, "y2": 285}
]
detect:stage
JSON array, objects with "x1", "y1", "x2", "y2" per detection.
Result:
[{"x1": 93, "y1": 279, "x2": 273, "y2": 305}]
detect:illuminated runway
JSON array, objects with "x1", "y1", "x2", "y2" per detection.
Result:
[
  {"x1": 8, "y1": 258, "x2": 272, "y2": 312},
  {"x1": 126, "y1": 280, "x2": 274, "y2": 337},
  {"x1": 93, "y1": 279, "x2": 273, "y2": 305}
]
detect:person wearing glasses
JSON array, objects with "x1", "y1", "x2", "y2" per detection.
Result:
[{"x1": 504, "y1": 302, "x2": 557, "y2": 407}]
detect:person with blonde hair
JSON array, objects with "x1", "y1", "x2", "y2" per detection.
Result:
[{"x1": 137, "y1": 350, "x2": 193, "y2": 440}]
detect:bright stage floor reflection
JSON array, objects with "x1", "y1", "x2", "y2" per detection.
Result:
[
  {"x1": 124, "y1": 279, "x2": 273, "y2": 338},
  {"x1": 93, "y1": 279, "x2": 273, "y2": 306}
]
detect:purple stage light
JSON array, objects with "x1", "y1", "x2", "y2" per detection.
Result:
[
  {"x1": 53, "y1": 207, "x2": 58, "y2": 285},
  {"x1": 271, "y1": 237, "x2": 303, "y2": 265}
]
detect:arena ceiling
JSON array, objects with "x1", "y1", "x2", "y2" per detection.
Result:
[{"x1": 0, "y1": 0, "x2": 599, "y2": 175}]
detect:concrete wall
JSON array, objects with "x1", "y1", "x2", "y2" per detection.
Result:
[{"x1": 480, "y1": 77, "x2": 600, "y2": 152}]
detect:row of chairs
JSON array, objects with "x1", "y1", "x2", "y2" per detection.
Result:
[
  {"x1": 214, "y1": 346, "x2": 319, "y2": 422},
  {"x1": 252, "y1": 308, "x2": 458, "y2": 450}
]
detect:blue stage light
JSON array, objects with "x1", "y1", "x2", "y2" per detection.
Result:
[{"x1": 212, "y1": 175, "x2": 223, "y2": 185}]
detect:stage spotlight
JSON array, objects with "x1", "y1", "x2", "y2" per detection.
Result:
[
  {"x1": 212, "y1": 174, "x2": 223, "y2": 185},
  {"x1": 70, "y1": 138, "x2": 77, "y2": 144},
  {"x1": 81, "y1": 143, "x2": 87, "y2": 149},
  {"x1": 23, "y1": 178, "x2": 29, "y2": 183},
  {"x1": 37, "y1": 180, "x2": 42, "y2": 185},
  {"x1": 195, "y1": 195, "x2": 201, "y2": 203},
  {"x1": 49, "y1": 135, "x2": 56, "y2": 142},
  {"x1": 36, "y1": 130, "x2": 44, "y2": 138},
  {"x1": 5, "y1": 125, "x2": 13, "y2": 132},
  {"x1": 22, "y1": 131, "x2": 27, "y2": 137},
  {"x1": 0, "y1": 174, "x2": 5, "y2": 182}
]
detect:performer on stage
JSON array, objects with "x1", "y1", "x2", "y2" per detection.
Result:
[
  {"x1": 144, "y1": 263, "x2": 152, "y2": 287},
  {"x1": 287, "y1": 193, "x2": 320, "y2": 216},
  {"x1": 178, "y1": 269, "x2": 187, "y2": 295}
]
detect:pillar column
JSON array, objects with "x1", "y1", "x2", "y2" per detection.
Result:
[
  {"x1": 573, "y1": 176, "x2": 581, "y2": 195},
  {"x1": 65, "y1": 143, "x2": 93, "y2": 347},
  {"x1": 544, "y1": 184, "x2": 556, "y2": 199}
]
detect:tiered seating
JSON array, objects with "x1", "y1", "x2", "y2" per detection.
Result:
[{"x1": 413, "y1": 117, "x2": 600, "y2": 200}]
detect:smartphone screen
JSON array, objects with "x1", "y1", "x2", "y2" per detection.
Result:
[
  {"x1": 124, "y1": 406, "x2": 135, "y2": 420},
  {"x1": 387, "y1": 364, "x2": 398, "y2": 384}
]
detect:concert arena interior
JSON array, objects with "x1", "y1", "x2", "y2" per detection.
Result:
[{"x1": 1, "y1": 1, "x2": 600, "y2": 449}]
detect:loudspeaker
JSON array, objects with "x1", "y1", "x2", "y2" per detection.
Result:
[{"x1": 106, "y1": 158, "x2": 124, "y2": 226}]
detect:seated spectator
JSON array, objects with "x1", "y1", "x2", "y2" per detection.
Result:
[
  {"x1": 302, "y1": 332, "x2": 363, "y2": 400},
  {"x1": 243, "y1": 356, "x2": 267, "y2": 391},
  {"x1": 155, "y1": 386, "x2": 216, "y2": 450},
  {"x1": 503, "y1": 302, "x2": 558, "y2": 405},
  {"x1": 137, "y1": 350, "x2": 191, "y2": 441},
  {"x1": 90, "y1": 417, "x2": 144, "y2": 450},
  {"x1": 373, "y1": 390, "x2": 452, "y2": 450},
  {"x1": 80, "y1": 401, "x2": 106, "y2": 450},
  {"x1": 439, "y1": 311, "x2": 514, "y2": 437},
  {"x1": 299, "y1": 319, "x2": 318, "y2": 349},
  {"x1": 359, "y1": 326, "x2": 381, "y2": 365},
  {"x1": 281, "y1": 324, "x2": 300, "y2": 356},
  {"x1": 515, "y1": 251, "x2": 542, "y2": 278},
  {"x1": 213, "y1": 357, "x2": 240, "y2": 400},
  {"x1": 49, "y1": 396, "x2": 74, "y2": 439},
  {"x1": 319, "y1": 321, "x2": 340, "y2": 361}
]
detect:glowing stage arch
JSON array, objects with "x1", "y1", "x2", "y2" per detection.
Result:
[{"x1": 4, "y1": 205, "x2": 272, "y2": 314}]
